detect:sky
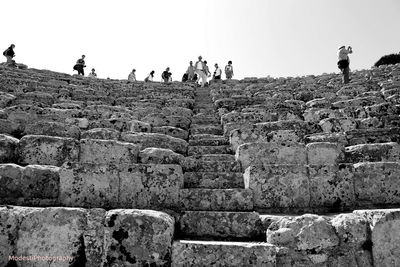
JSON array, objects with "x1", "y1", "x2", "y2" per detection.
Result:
[{"x1": 1, "y1": 0, "x2": 400, "y2": 80}]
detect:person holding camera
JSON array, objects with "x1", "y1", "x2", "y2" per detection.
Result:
[
  {"x1": 73, "y1": 55, "x2": 86, "y2": 76},
  {"x1": 337, "y1": 45, "x2": 353, "y2": 84}
]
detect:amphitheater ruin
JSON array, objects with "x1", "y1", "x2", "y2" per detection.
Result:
[{"x1": 0, "y1": 64, "x2": 399, "y2": 266}]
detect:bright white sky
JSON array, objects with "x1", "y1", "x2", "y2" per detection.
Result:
[{"x1": 2, "y1": 0, "x2": 400, "y2": 80}]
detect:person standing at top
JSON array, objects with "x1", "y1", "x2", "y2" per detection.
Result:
[
  {"x1": 195, "y1": 56, "x2": 206, "y2": 87},
  {"x1": 73, "y1": 55, "x2": 86, "y2": 76},
  {"x1": 128, "y1": 69, "x2": 136, "y2": 82},
  {"x1": 3, "y1": 44, "x2": 16, "y2": 66},
  {"x1": 225, "y1": 61, "x2": 234, "y2": 79},
  {"x1": 88, "y1": 68, "x2": 97, "y2": 78},
  {"x1": 144, "y1": 70, "x2": 155, "y2": 82},
  {"x1": 203, "y1": 60, "x2": 211, "y2": 86},
  {"x1": 337, "y1": 45, "x2": 353, "y2": 84},
  {"x1": 186, "y1": 61, "x2": 195, "y2": 81},
  {"x1": 162, "y1": 67, "x2": 172, "y2": 82},
  {"x1": 213, "y1": 63, "x2": 222, "y2": 80}
]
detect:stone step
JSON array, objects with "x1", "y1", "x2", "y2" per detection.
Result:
[
  {"x1": 189, "y1": 137, "x2": 228, "y2": 146},
  {"x1": 190, "y1": 134, "x2": 223, "y2": 140},
  {"x1": 184, "y1": 172, "x2": 244, "y2": 189},
  {"x1": 171, "y1": 240, "x2": 277, "y2": 266},
  {"x1": 190, "y1": 154, "x2": 235, "y2": 161},
  {"x1": 184, "y1": 159, "x2": 241, "y2": 172},
  {"x1": 180, "y1": 188, "x2": 253, "y2": 211},
  {"x1": 188, "y1": 145, "x2": 233, "y2": 156},
  {"x1": 345, "y1": 142, "x2": 400, "y2": 163},
  {"x1": 190, "y1": 125, "x2": 223, "y2": 135},
  {"x1": 191, "y1": 114, "x2": 220, "y2": 125},
  {"x1": 178, "y1": 211, "x2": 264, "y2": 240}
]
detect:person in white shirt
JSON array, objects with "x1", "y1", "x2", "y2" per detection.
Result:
[
  {"x1": 213, "y1": 63, "x2": 222, "y2": 80},
  {"x1": 225, "y1": 61, "x2": 234, "y2": 79},
  {"x1": 337, "y1": 45, "x2": 353, "y2": 84},
  {"x1": 144, "y1": 70, "x2": 155, "y2": 82},
  {"x1": 128, "y1": 69, "x2": 136, "y2": 82},
  {"x1": 194, "y1": 56, "x2": 207, "y2": 87},
  {"x1": 88, "y1": 68, "x2": 97, "y2": 78}
]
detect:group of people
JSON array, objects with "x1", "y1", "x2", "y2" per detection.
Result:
[{"x1": 3, "y1": 43, "x2": 354, "y2": 84}]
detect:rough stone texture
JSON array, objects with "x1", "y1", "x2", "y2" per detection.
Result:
[
  {"x1": 353, "y1": 162, "x2": 400, "y2": 206},
  {"x1": 236, "y1": 142, "x2": 307, "y2": 170},
  {"x1": 79, "y1": 138, "x2": 139, "y2": 165},
  {"x1": 16, "y1": 207, "x2": 87, "y2": 267},
  {"x1": 81, "y1": 127, "x2": 121, "y2": 140},
  {"x1": 119, "y1": 164, "x2": 183, "y2": 210},
  {"x1": 103, "y1": 209, "x2": 174, "y2": 267},
  {"x1": 84, "y1": 208, "x2": 106, "y2": 267},
  {"x1": 121, "y1": 132, "x2": 188, "y2": 155},
  {"x1": 345, "y1": 142, "x2": 400, "y2": 163},
  {"x1": 127, "y1": 119, "x2": 152, "y2": 133},
  {"x1": 0, "y1": 134, "x2": 18, "y2": 163},
  {"x1": 179, "y1": 211, "x2": 263, "y2": 240},
  {"x1": 306, "y1": 142, "x2": 344, "y2": 165},
  {"x1": 267, "y1": 214, "x2": 339, "y2": 251},
  {"x1": 139, "y1": 147, "x2": 184, "y2": 165},
  {"x1": 308, "y1": 164, "x2": 355, "y2": 210},
  {"x1": 172, "y1": 240, "x2": 277, "y2": 267},
  {"x1": 24, "y1": 121, "x2": 81, "y2": 139},
  {"x1": 17, "y1": 135, "x2": 79, "y2": 166},
  {"x1": 180, "y1": 189, "x2": 254, "y2": 211},
  {"x1": 319, "y1": 117, "x2": 357, "y2": 133},
  {"x1": 0, "y1": 164, "x2": 60, "y2": 206},
  {"x1": 0, "y1": 207, "x2": 19, "y2": 267},
  {"x1": 244, "y1": 164, "x2": 309, "y2": 211},
  {"x1": 152, "y1": 126, "x2": 189, "y2": 140},
  {"x1": 354, "y1": 209, "x2": 400, "y2": 267}
]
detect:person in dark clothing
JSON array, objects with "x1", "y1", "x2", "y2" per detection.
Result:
[
  {"x1": 73, "y1": 55, "x2": 86, "y2": 75},
  {"x1": 3, "y1": 44, "x2": 16, "y2": 66},
  {"x1": 161, "y1": 67, "x2": 172, "y2": 82}
]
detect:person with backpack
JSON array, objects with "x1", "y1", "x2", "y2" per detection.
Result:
[
  {"x1": 145, "y1": 70, "x2": 155, "y2": 82},
  {"x1": 213, "y1": 63, "x2": 222, "y2": 80},
  {"x1": 337, "y1": 45, "x2": 353, "y2": 84},
  {"x1": 73, "y1": 55, "x2": 86, "y2": 76},
  {"x1": 161, "y1": 67, "x2": 172, "y2": 83},
  {"x1": 195, "y1": 56, "x2": 207, "y2": 87},
  {"x1": 225, "y1": 61, "x2": 234, "y2": 79},
  {"x1": 3, "y1": 44, "x2": 16, "y2": 66}
]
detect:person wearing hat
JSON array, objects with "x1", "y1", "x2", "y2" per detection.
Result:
[
  {"x1": 128, "y1": 69, "x2": 136, "y2": 82},
  {"x1": 337, "y1": 45, "x2": 353, "y2": 84},
  {"x1": 88, "y1": 68, "x2": 97, "y2": 78}
]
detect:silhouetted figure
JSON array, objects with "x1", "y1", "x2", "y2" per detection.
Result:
[
  {"x1": 3, "y1": 44, "x2": 16, "y2": 66},
  {"x1": 186, "y1": 61, "x2": 195, "y2": 81},
  {"x1": 337, "y1": 45, "x2": 353, "y2": 84},
  {"x1": 162, "y1": 67, "x2": 172, "y2": 82},
  {"x1": 145, "y1": 70, "x2": 155, "y2": 82},
  {"x1": 225, "y1": 61, "x2": 234, "y2": 79},
  {"x1": 213, "y1": 63, "x2": 222, "y2": 80},
  {"x1": 73, "y1": 55, "x2": 86, "y2": 76},
  {"x1": 128, "y1": 69, "x2": 136, "y2": 82},
  {"x1": 88, "y1": 68, "x2": 97, "y2": 78}
]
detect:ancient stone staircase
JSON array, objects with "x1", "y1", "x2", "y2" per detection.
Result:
[{"x1": 1, "y1": 65, "x2": 400, "y2": 266}]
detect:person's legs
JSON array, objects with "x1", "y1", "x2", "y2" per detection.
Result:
[
  {"x1": 343, "y1": 66, "x2": 350, "y2": 84},
  {"x1": 5, "y1": 56, "x2": 12, "y2": 65},
  {"x1": 200, "y1": 72, "x2": 206, "y2": 87}
]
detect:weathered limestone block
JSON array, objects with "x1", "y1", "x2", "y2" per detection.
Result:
[
  {"x1": 0, "y1": 92, "x2": 16, "y2": 108},
  {"x1": 24, "y1": 121, "x2": 81, "y2": 139},
  {"x1": 304, "y1": 132, "x2": 348, "y2": 146},
  {"x1": 353, "y1": 162, "x2": 400, "y2": 206},
  {"x1": 236, "y1": 142, "x2": 307, "y2": 170},
  {"x1": 103, "y1": 209, "x2": 174, "y2": 267},
  {"x1": 354, "y1": 209, "x2": 400, "y2": 267},
  {"x1": 319, "y1": 117, "x2": 357, "y2": 133},
  {"x1": 331, "y1": 213, "x2": 370, "y2": 249},
  {"x1": 336, "y1": 85, "x2": 369, "y2": 97},
  {"x1": 119, "y1": 164, "x2": 183, "y2": 209},
  {"x1": 332, "y1": 96, "x2": 385, "y2": 109},
  {"x1": 357, "y1": 117, "x2": 383, "y2": 129},
  {"x1": 79, "y1": 139, "x2": 139, "y2": 165},
  {"x1": 59, "y1": 163, "x2": 120, "y2": 209},
  {"x1": 230, "y1": 120, "x2": 309, "y2": 151},
  {"x1": 0, "y1": 164, "x2": 60, "y2": 206},
  {"x1": 41, "y1": 107, "x2": 82, "y2": 122},
  {"x1": 244, "y1": 164, "x2": 309, "y2": 210},
  {"x1": 17, "y1": 91, "x2": 55, "y2": 106},
  {"x1": 180, "y1": 188, "x2": 253, "y2": 211},
  {"x1": 215, "y1": 98, "x2": 236, "y2": 110},
  {"x1": 121, "y1": 132, "x2": 188, "y2": 154},
  {"x1": 152, "y1": 126, "x2": 189, "y2": 140},
  {"x1": 139, "y1": 147, "x2": 184, "y2": 165},
  {"x1": 84, "y1": 208, "x2": 106, "y2": 267},
  {"x1": 0, "y1": 207, "x2": 19, "y2": 267},
  {"x1": 308, "y1": 164, "x2": 355, "y2": 209},
  {"x1": 305, "y1": 98, "x2": 331, "y2": 109},
  {"x1": 306, "y1": 142, "x2": 344, "y2": 165},
  {"x1": 83, "y1": 105, "x2": 135, "y2": 120},
  {"x1": 66, "y1": 117, "x2": 89, "y2": 129},
  {"x1": 221, "y1": 111, "x2": 275, "y2": 125},
  {"x1": 16, "y1": 207, "x2": 87, "y2": 266},
  {"x1": 345, "y1": 142, "x2": 400, "y2": 163},
  {"x1": 0, "y1": 134, "x2": 18, "y2": 163},
  {"x1": 179, "y1": 211, "x2": 263, "y2": 239},
  {"x1": 172, "y1": 240, "x2": 277, "y2": 267},
  {"x1": 267, "y1": 214, "x2": 339, "y2": 251},
  {"x1": 17, "y1": 135, "x2": 79, "y2": 166},
  {"x1": 4, "y1": 104, "x2": 42, "y2": 124},
  {"x1": 165, "y1": 98, "x2": 195, "y2": 109},
  {"x1": 162, "y1": 106, "x2": 193, "y2": 119},
  {"x1": 303, "y1": 108, "x2": 340, "y2": 123},
  {"x1": 266, "y1": 129, "x2": 303, "y2": 144},
  {"x1": 81, "y1": 127, "x2": 120, "y2": 140},
  {"x1": 127, "y1": 119, "x2": 152, "y2": 133},
  {"x1": 346, "y1": 128, "x2": 400, "y2": 146},
  {"x1": 183, "y1": 158, "x2": 240, "y2": 173}
]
